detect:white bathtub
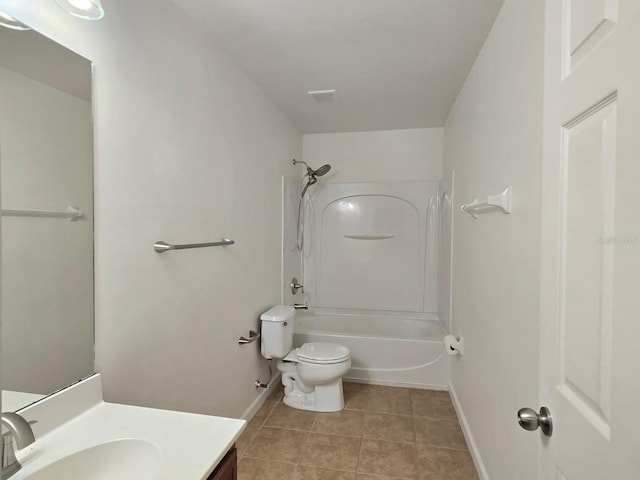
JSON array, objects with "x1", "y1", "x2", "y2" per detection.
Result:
[{"x1": 293, "y1": 310, "x2": 450, "y2": 389}]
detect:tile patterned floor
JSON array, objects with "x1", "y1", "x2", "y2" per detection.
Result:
[{"x1": 236, "y1": 382, "x2": 479, "y2": 480}]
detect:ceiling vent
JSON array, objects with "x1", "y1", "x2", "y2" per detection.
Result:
[{"x1": 307, "y1": 89, "x2": 337, "y2": 103}]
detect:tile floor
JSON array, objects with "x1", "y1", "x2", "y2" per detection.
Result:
[{"x1": 236, "y1": 382, "x2": 479, "y2": 479}]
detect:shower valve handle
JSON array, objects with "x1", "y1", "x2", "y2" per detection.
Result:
[{"x1": 291, "y1": 277, "x2": 304, "y2": 295}]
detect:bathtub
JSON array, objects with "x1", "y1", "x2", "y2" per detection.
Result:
[{"x1": 293, "y1": 310, "x2": 450, "y2": 389}]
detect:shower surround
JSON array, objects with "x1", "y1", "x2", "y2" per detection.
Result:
[{"x1": 285, "y1": 180, "x2": 451, "y2": 388}]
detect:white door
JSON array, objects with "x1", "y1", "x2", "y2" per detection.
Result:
[{"x1": 539, "y1": 0, "x2": 640, "y2": 478}]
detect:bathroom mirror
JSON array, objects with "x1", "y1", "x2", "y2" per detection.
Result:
[{"x1": 0, "y1": 25, "x2": 94, "y2": 411}]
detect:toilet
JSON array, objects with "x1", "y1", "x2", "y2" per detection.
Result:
[{"x1": 260, "y1": 305, "x2": 351, "y2": 412}]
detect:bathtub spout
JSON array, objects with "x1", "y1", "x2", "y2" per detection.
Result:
[{"x1": 293, "y1": 303, "x2": 308, "y2": 310}]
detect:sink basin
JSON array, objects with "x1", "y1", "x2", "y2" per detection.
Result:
[{"x1": 26, "y1": 438, "x2": 162, "y2": 480}]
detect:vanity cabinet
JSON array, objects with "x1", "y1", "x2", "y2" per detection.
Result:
[{"x1": 207, "y1": 445, "x2": 237, "y2": 480}]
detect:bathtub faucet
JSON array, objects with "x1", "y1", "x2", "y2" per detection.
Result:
[{"x1": 293, "y1": 303, "x2": 308, "y2": 310}]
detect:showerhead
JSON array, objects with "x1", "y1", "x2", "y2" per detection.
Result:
[
  {"x1": 312, "y1": 164, "x2": 331, "y2": 177},
  {"x1": 292, "y1": 159, "x2": 332, "y2": 179}
]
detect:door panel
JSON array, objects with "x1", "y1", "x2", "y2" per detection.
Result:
[
  {"x1": 541, "y1": 0, "x2": 640, "y2": 478},
  {"x1": 566, "y1": 0, "x2": 618, "y2": 73},
  {"x1": 561, "y1": 97, "x2": 616, "y2": 433}
]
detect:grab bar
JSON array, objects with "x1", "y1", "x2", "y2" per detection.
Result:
[
  {"x1": 238, "y1": 330, "x2": 260, "y2": 345},
  {"x1": 154, "y1": 238, "x2": 235, "y2": 253},
  {"x1": 344, "y1": 234, "x2": 394, "y2": 240}
]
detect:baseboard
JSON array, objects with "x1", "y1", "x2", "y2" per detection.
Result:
[
  {"x1": 241, "y1": 373, "x2": 281, "y2": 421},
  {"x1": 449, "y1": 383, "x2": 490, "y2": 480}
]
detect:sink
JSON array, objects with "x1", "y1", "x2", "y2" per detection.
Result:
[
  {"x1": 26, "y1": 438, "x2": 162, "y2": 480},
  {"x1": 11, "y1": 375, "x2": 245, "y2": 480}
]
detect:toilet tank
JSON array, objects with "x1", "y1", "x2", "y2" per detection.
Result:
[{"x1": 260, "y1": 305, "x2": 295, "y2": 359}]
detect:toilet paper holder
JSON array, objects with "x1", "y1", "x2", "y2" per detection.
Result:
[
  {"x1": 444, "y1": 334, "x2": 464, "y2": 355},
  {"x1": 239, "y1": 330, "x2": 260, "y2": 345}
]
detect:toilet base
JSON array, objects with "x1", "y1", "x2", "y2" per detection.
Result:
[{"x1": 282, "y1": 378, "x2": 345, "y2": 412}]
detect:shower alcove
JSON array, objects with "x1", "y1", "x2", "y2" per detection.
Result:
[{"x1": 290, "y1": 181, "x2": 451, "y2": 389}]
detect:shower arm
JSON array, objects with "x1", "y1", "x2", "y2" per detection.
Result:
[{"x1": 293, "y1": 159, "x2": 310, "y2": 169}]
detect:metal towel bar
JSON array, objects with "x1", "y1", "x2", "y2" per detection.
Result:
[
  {"x1": 154, "y1": 238, "x2": 235, "y2": 253},
  {"x1": 2, "y1": 206, "x2": 83, "y2": 221}
]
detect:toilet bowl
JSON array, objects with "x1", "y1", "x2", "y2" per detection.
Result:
[
  {"x1": 260, "y1": 306, "x2": 351, "y2": 412},
  {"x1": 278, "y1": 342, "x2": 351, "y2": 412}
]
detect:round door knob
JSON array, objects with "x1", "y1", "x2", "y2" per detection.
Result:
[{"x1": 517, "y1": 406, "x2": 553, "y2": 437}]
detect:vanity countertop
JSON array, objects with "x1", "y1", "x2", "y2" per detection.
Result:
[{"x1": 11, "y1": 374, "x2": 246, "y2": 480}]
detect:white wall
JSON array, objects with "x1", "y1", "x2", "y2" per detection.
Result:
[
  {"x1": 303, "y1": 128, "x2": 442, "y2": 183},
  {"x1": 0, "y1": 67, "x2": 93, "y2": 394},
  {"x1": 442, "y1": 0, "x2": 544, "y2": 478},
  {"x1": 0, "y1": 0, "x2": 301, "y2": 417}
]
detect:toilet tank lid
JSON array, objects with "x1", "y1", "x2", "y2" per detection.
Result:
[{"x1": 260, "y1": 305, "x2": 296, "y2": 322}]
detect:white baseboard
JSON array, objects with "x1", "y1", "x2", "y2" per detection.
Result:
[
  {"x1": 449, "y1": 383, "x2": 490, "y2": 480},
  {"x1": 241, "y1": 373, "x2": 281, "y2": 421}
]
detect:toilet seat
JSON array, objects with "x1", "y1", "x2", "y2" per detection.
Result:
[{"x1": 285, "y1": 342, "x2": 350, "y2": 365}]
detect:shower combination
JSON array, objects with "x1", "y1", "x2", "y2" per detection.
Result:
[{"x1": 293, "y1": 159, "x2": 331, "y2": 250}]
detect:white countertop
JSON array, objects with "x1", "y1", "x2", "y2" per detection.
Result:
[{"x1": 11, "y1": 374, "x2": 246, "y2": 480}]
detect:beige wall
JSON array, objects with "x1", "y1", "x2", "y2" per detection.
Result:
[
  {"x1": 303, "y1": 128, "x2": 442, "y2": 183},
  {"x1": 443, "y1": 0, "x2": 544, "y2": 478},
  {"x1": 0, "y1": 0, "x2": 301, "y2": 417},
  {"x1": 0, "y1": 67, "x2": 93, "y2": 394}
]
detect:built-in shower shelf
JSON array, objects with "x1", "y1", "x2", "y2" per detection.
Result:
[
  {"x1": 461, "y1": 186, "x2": 512, "y2": 219},
  {"x1": 344, "y1": 234, "x2": 395, "y2": 240}
]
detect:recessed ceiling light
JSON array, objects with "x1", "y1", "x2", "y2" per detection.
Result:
[
  {"x1": 0, "y1": 11, "x2": 31, "y2": 31},
  {"x1": 307, "y1": 89, "x2": 337, "y2": 102},
  {"x1": 55, "y1": 0, "x2": 105, "y2": 20}
]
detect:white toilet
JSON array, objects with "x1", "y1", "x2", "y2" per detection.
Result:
[{"x1": 260, "y1": 305, "x2": 351, "y2": 412}]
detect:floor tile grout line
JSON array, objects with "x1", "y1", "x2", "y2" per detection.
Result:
[
  {"x1": 295, "y1": 427, "x2": 312, "y2": 469},
  {"x1": 240, "y1": 454, "x2": 297, "y2": 465},
  {"x1": 354, "y1": 430, "x2": 364, "y2": 476},
  {"x1": 420, "y1": 443, "x2": 471, "y2": 452},
  {"x1": 239, "y1": 424, "x2": 262, "y2": 459},
  {"x1": 297, "y1": 462, "x2": 360, "y2": 475},
  {"x1": 412, "y1": 409, "x2": 421, "y2": 479},
  {"x1": 309, "y1": 410, "x2": 319, "y2": 432}
]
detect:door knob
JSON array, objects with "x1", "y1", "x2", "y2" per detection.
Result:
[{"x1": 517, "y1": 406, "x2": 553, "y2": 437}]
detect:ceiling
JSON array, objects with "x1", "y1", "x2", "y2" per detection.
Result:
[{"x1": 172, "y1": 0, "x2": 505, "y2": 133}]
